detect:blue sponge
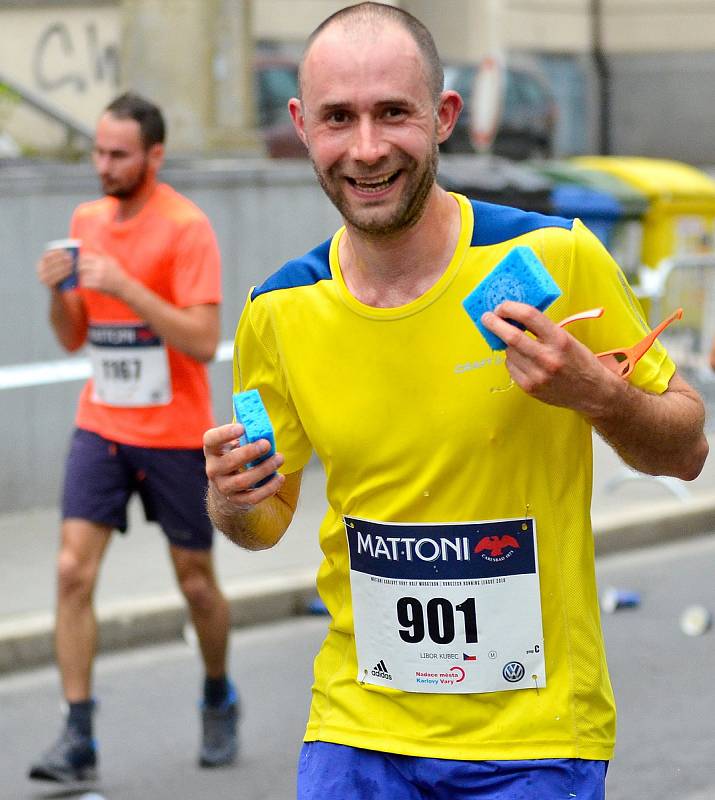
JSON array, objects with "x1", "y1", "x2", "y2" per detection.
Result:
[
  {"x1": 232, "y1": 389, "x2": 276, "y2": 487},
  {"x1": 462, "y1": 246, "x2": 561, "y2": 350}
]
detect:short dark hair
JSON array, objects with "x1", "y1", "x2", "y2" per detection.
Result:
[
  {"x1": 104, "y1": 92, "x2": 166, "y2": 149},
  {"x1": 299, "y1": 2, "x2": 444, "y2": 106}
]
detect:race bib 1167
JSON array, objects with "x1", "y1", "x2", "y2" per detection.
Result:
[{"x1": 88, "y1": 322, "x2": 171, "y2": 407}]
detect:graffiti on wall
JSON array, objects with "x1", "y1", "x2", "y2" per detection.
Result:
[{"x1": 32, "y1": 20, "x2": 119, "y2": 94}]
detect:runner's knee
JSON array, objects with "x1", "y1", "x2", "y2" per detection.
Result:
[
  {"x1": 57, "y1": 549, "x2": 97, "y2": 601},
  {"x1": 178, "y1": 568, "x2": 217, "y2": 612}
]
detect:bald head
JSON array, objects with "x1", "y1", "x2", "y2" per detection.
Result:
[{"x1": 299, "y1": 2, "x2": 444, "y2": 106}]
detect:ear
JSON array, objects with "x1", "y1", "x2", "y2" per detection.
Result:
[
  {"x1": 147, "y1": 142, "x2": 165, "y2": 171},
  {"x1": 288, "y1": 97, "x2": 309, "y2": 147},
  {"x1": 435, "y1": 90, "x2": 464, "y2": 145}
]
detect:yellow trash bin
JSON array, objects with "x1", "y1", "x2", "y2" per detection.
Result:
[{"x1": 572, "y1": 156, "x2": 715, "y2": 268}]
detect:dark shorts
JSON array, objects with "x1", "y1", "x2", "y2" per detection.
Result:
[
  {"x1": 297, "y1": 742, "x2": 608, "y2": 800},
  {"x1": 62, "y1": 428, "x2": 213, "y2": 551}
]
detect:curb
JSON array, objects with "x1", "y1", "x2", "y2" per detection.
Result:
[
  {"x1": 1, "y1": 499, "x2": 714, "y2": 676},
  {"x1": 0, "y1": 569, "x2": 318, "y2": 676},
  {"x1": 592, "y1": 493, "x2": 715, "y2": 555}
]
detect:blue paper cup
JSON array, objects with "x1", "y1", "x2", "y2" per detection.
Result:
[
  {"x1": 600, "y1": 586, "x2": 641, "y2": 614},
  {"x1": 45, "y1": 238, "x2": 81, "y2": 291}
]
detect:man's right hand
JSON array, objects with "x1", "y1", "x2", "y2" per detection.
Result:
[
  {"x1": 37, "y1": 249, "x2": 74, "y2": 290},
  {"x1": 204, "y1": 423, "x2": 285, "y2": 512}
]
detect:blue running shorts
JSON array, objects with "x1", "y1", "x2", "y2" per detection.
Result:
[
  {"x1": 297, "y1": 741, "x2": 608, "y2": 800},
  {"x1": 62, "y1": 428, "x2": 213, "y2": 550}
]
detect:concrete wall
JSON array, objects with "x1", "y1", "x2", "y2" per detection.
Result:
[
  {"x1": 0, "y1": 159, "x2": 340, "y2": 512},
  {"x1": 121, "y1": 0, "x2": 259, "y2": 152},
  {"x1": 601, "y1": 0, "x2": 715, "y2": 53},
  {"x1": 608, "y1": 51, "x2": 715, "y2": 163}
]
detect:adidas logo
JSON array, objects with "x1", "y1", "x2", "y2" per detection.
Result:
[{"x1": 371, "y1": 659, "x2": 392, "y2": 681}]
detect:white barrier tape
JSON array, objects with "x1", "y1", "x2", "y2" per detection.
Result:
[{"x1": 0, "y1": 339, "x2": 234, "y2": 392}]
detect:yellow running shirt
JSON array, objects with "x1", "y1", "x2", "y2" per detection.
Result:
[{"x1": 234, "y1": 193, "x2": 674, "y2": 761}]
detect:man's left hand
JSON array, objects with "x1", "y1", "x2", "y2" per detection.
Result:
[{"x1": 78, "y1": 253, "x2": 131, "y2": 298}]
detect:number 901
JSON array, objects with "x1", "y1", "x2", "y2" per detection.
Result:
[{"x1": 396, "y1": 596, "x2": 478, "y2": 645}]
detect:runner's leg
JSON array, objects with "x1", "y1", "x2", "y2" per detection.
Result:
[
  {"x1": 56, "y1": 518, "x2": 112, "y2": 701},
  {"x1": 169, "y1": 545, "x2": 230, "y2": 677},
  {"x1": 170, "y1": 544, "x2": 237, "y2": 767},
  {"x1": 131, "y1": 443, "x2": 237, "y2": 764},
  {"x1": 132, "y1": 443, "x2": 230, "y2": 675},
  {"x1": 29, "y1": 429, "x2": 130, "y2": 783}
]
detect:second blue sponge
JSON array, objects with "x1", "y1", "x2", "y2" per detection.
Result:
[
  {"x1": 462, "y1": 246, "x2": 562, "y2": 350},
  {"x1": 232, "y1": 389, "x2": 276, "y2": 487}
]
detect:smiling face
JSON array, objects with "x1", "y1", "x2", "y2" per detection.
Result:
[
  {"x1": 290, "y1": 20, "x2": 460, "y2": 238},
  {"x1": 92, "y1": 113, "x2": 163, "y2": 200}
]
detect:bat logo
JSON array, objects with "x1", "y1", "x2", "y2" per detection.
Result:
[
  {"x1": 136, "y1": 326, "x2": 158, "y2": 342},
  {"x1": 474, "y1": 535, "x2": 520, "y2": 557}
]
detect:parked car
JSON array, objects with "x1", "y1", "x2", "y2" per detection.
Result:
[
  {"x1": 253, "y1": 58, "x2": 557, "y2": 161},
  {"x1": 441, "y1": 62, "x2": 557, "y2": 160}
]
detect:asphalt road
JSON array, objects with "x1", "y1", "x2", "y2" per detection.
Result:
[
  {"x1": 1, "y1": 533, "x2": 714, "y2": 800},
  {"x1": 595, "y1": 532, "x2": 715, "y2": 800}
]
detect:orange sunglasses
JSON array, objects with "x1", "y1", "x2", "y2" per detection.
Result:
[{"x1": 558, "y1": 307, "x2": 683, "y2": 380}]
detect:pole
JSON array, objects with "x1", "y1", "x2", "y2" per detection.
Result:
[{"x1": 591, "y1": 0, "x2": 611, "y2": 155}]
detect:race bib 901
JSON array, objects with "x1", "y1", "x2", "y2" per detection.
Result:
[{"x1": 346, "y1": 516, "x2": 545, "y2": 694}]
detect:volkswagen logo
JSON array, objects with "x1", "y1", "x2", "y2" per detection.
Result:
[{"x1": 502, "y1": 661, "x2": 525, "y2": 682}]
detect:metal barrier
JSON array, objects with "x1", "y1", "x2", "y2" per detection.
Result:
[
  {"x1": 638, "y1": 253, "x2": 715, "y2": 432},
  {"x1": 604, "y1": 254, "x2": 715, "y2": 501}
]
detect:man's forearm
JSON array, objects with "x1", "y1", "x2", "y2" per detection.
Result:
[
  {"x1": 207, "y1": 483, "x2": 294, "y2": 551},
  {"x1": 49, "y1": 290, "x2": 87, "y2": 351},
  {"x1": 588, "y1": 372, "x2": 708, "y2": 480},
  {"x1": 119, "y1": 280, "x2": 219, "y2": 363}
]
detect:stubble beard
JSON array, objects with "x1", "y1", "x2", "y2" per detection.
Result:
[
  {"x1": 312, "y1": 142, "x2": 439, "y2": 239},
  {"x1": 100, "y1": 157, "x2": 149, "y2": 200}
]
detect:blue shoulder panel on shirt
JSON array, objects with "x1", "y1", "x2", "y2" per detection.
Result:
[
  {"x1": 470, "y1": 200, "x2": 573, "y2": 247},
  {"x1": 251, "y1": 237, "x2": 333, "y2": 301}
]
